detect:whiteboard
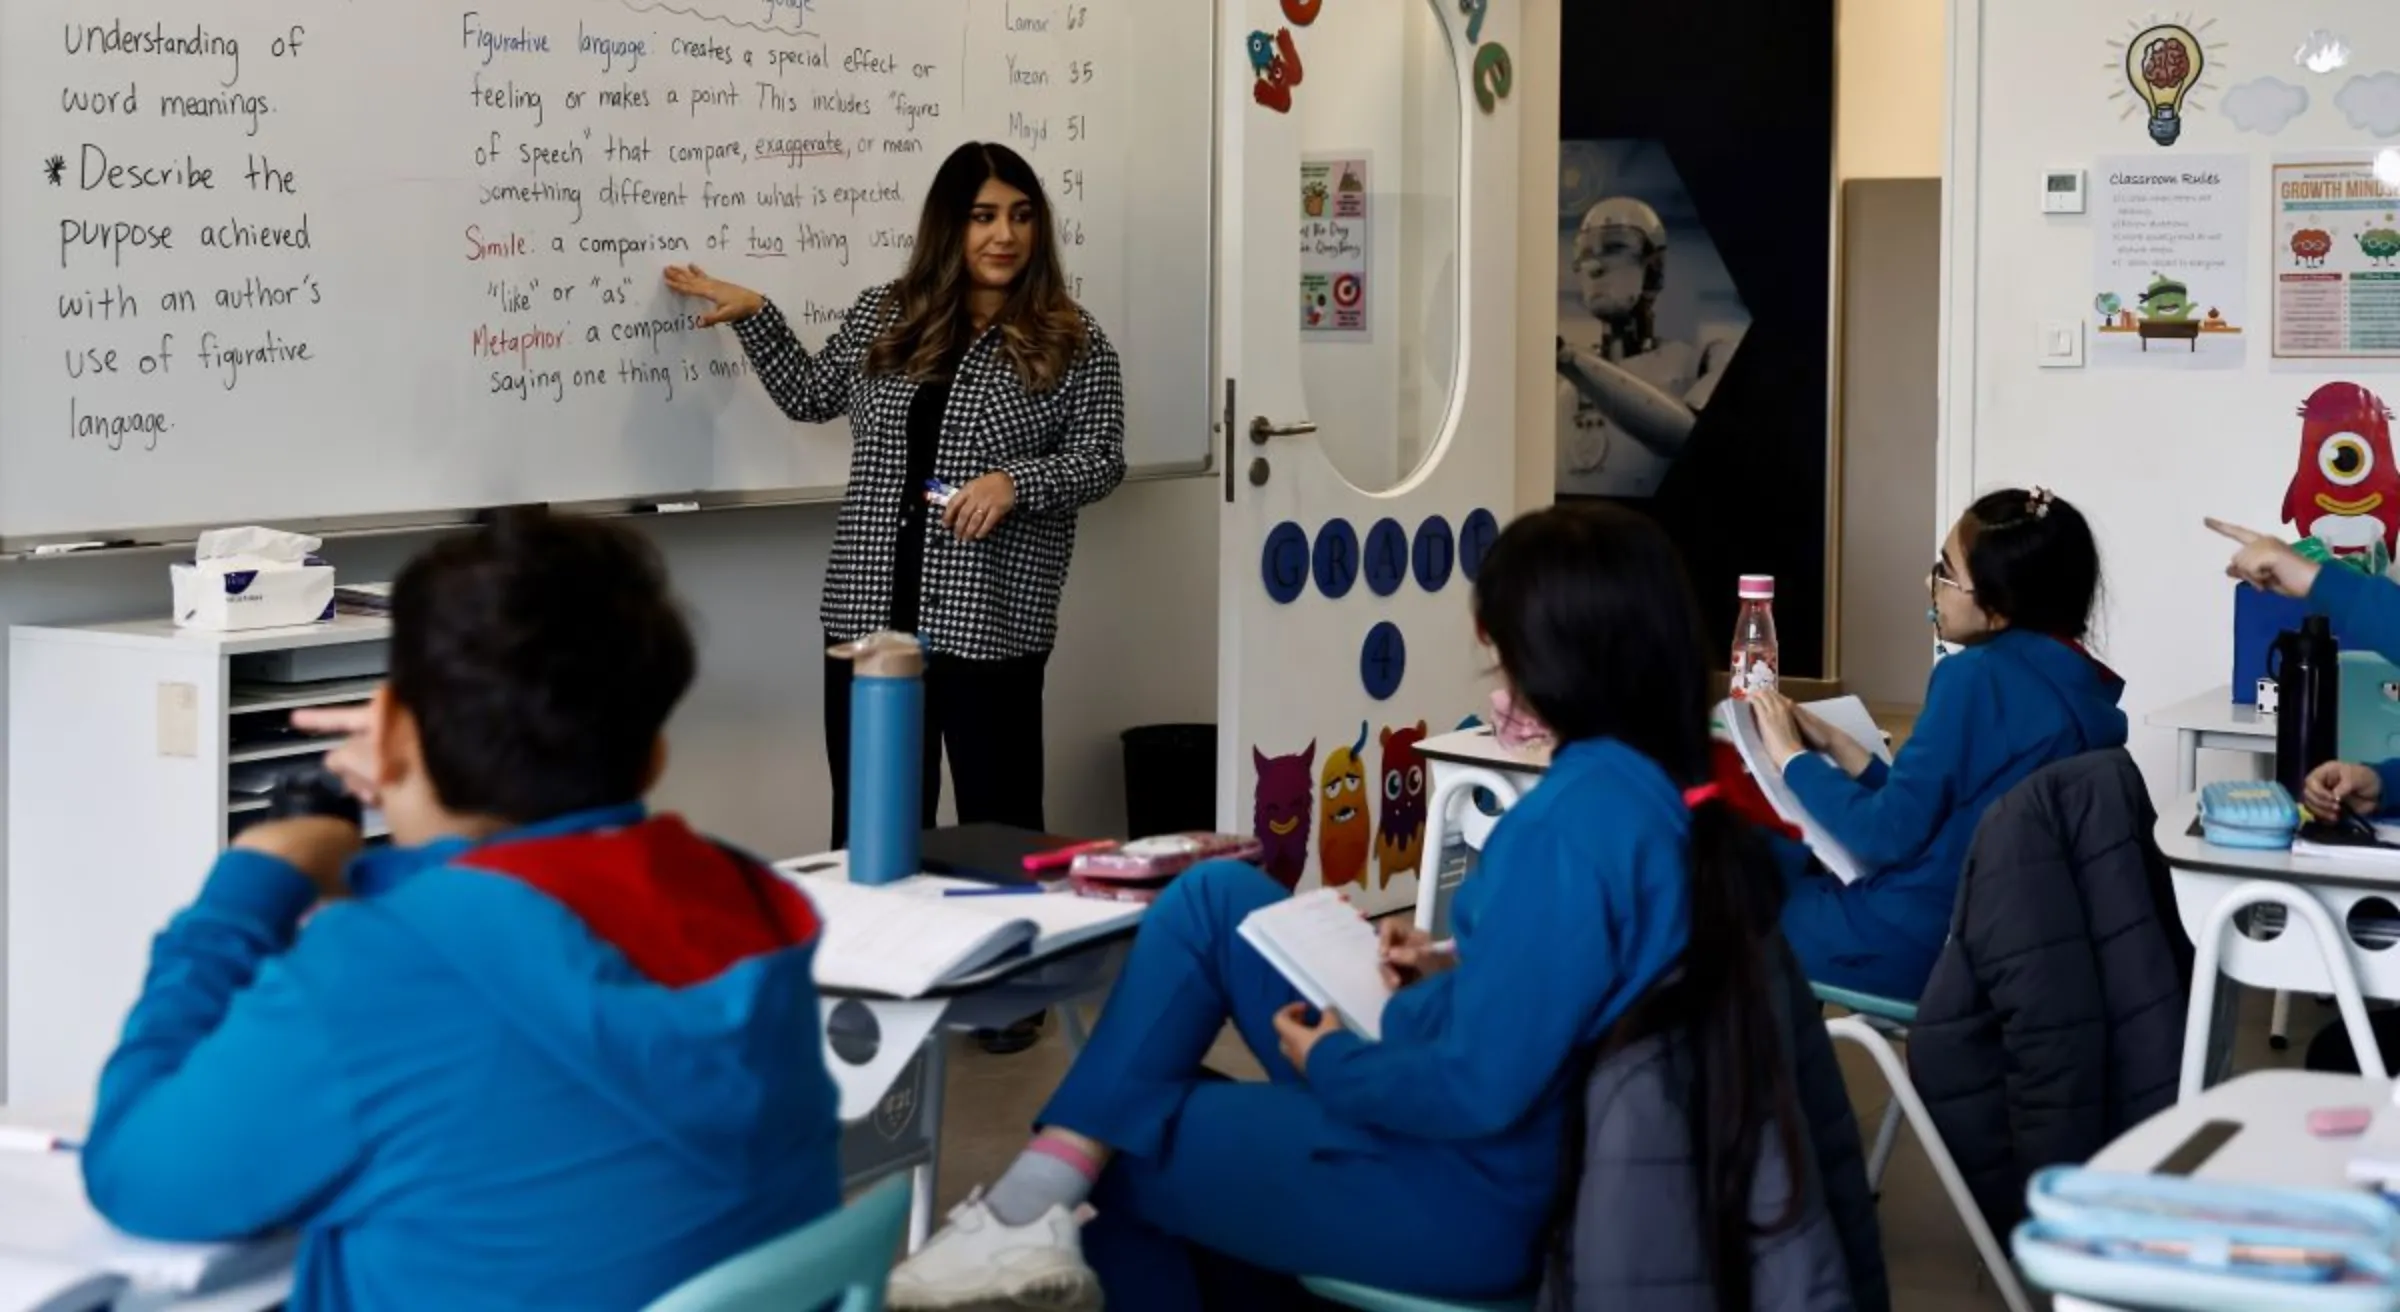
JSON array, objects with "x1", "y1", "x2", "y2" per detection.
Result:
[{"x1": 0, "y1": 0, "x2": 1214, "y2": 542}]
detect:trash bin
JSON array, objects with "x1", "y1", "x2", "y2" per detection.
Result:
[{"x1": 1121, "y1": 723, "x2": 1216, "y2": 838}]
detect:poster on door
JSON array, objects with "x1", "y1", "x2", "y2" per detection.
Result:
[
  {"x1": 1301, "y1": 155, "x2": 1371, "y2": 337},
  {"x1": 2090, "y1": 154, "x2": 2250, "y2": 370},
  {"x1": 2271, "y1": 154, "x2": 2400, "y2": 370}
]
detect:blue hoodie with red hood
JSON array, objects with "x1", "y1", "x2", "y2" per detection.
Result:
[{"x1": 81, "y1": 805, "x2": 840, "y2": 1312}]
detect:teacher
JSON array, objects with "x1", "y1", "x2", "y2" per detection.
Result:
[{"x1": 666, "y1": 141, "x2": 1126, "y2": 854}]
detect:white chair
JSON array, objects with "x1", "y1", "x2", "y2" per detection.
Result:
[
  {"x1": 2180, "y1": 879, "x2": 2385, "y2": 1101},
  {"x1": 1811, "y1": 984, "x2": 2031, "y2": 1312},
  {"x1": 1814, "y1": 997, "x2": 2025, "y2": 1312}
]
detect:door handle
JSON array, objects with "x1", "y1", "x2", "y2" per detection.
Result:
[{"x1": 1250, "y1": 416, "x2": 1318, "y2": 445}]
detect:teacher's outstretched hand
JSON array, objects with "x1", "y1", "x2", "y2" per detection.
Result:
[
  {"x1": 662, "y1": 264, "x2": 764, "y2": 326},
  {"x1": 2208, "y1": 518, "x2": 2320, "y2": 600}
]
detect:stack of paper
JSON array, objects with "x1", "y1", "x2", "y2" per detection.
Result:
[
  {"x1": 0, "y1": 1146, "x2": 295, "y2": 1299},
  {"x1": 1720, "y1": 695, "x2": 1894, "y2": 885}
]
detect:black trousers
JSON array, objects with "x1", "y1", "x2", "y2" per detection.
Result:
[{"x1": 822, "y1": 644, "x2": 1050, "y2": 850}]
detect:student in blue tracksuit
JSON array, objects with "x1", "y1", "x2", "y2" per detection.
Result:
[
  {"x1": 1749, "y1": 487, "x2": 2128, "y2": 1000},
  {"x1": 887, "y1": 504, "x2": 1802, "y2": 1312},
  {"x1": 81, "y1": 511, "x2": 841, "y2": 1312},
  {"x1": 2216, "y1": 515, "x2": 2400, "y2": 1074}
]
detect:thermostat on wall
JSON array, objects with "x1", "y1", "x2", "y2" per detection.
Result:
[{"x1": 2042, "y1": 168, "x2": 2086, "y2": 214}]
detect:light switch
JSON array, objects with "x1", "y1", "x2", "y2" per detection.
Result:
[{"x1": 2038, "y1": 320, "x2": 2085, "y2": 368}]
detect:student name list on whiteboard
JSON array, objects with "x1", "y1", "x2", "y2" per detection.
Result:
[{"x1": 0, "y1": 0, "x2": 1211, "y2": 540}]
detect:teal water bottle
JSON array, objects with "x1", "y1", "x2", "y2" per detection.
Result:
[{"x1": 833, "y1": 631, "x2": 923, "y2": 886}]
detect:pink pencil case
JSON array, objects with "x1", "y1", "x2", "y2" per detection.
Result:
[{"x1": 1070, "y1": 832, "x2": 1263, "y2": 882}]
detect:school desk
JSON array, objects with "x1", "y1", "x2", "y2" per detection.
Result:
[
  {"x1": 2146, "y1": 685, "x2": 2275, "y2": 794},
  {"x1": 0, "y1": 1103, "x2": 294, "y2": 1312},
  {"x1": 774, "y1": 850, "x2": 1144, "y2": 1252},
  {"x1": 2157, "y1": 793, "x2": 2400, "y2": 1098},
  {"x1": 2043, "y1": 1069, "x2": 2388, "y2": 1312}
]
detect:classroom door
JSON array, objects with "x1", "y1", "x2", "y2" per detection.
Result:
[{"x1": 1215, "y1": 0, "x2": 1521, "y2": 913}]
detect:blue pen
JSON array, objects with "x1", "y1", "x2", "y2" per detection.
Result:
[{"x1": 942, "y1": 884, "x2": 1046, "y2": 897}]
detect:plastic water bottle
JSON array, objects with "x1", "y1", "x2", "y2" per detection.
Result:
[
  {"x1": 833, "y1": 631, "x2": 924, "y2": 886},
  {"x1": 1730, "y1": 575, "x2": 1779, "y2": 698}
]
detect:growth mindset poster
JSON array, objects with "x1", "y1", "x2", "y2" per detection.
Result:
[
  {"x1": 2091, "y1": 155, "x2": 2251, "y2": 370},
  {"x1": 2273, "y1": 154, "x2": 2400, "y2": 370}
]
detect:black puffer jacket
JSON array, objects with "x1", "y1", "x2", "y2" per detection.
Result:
[
  {"x1": 1907, "y1": 749, "x2": 2192, "y2": 1235},
  {"x1": 1538, "y1": 940, "x2": 1889, "y2": 1311}
]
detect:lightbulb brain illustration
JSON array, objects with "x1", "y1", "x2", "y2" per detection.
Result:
[{"x1": 2143, "y1": 37, "x2": 2191, "y2": 90}]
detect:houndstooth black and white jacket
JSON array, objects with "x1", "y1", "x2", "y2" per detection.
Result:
[{"x1": 733, "y1": 286, "x2": 1127, "y2": 660}]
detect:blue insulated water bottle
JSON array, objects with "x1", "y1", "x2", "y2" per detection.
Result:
[{"x1": 835, "y1": 631, "x2": 924, "y2": 886}]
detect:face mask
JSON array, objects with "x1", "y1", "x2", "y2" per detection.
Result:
[{"x1": 1489, "y1": 687, "x2": 1552, "y2": 752}]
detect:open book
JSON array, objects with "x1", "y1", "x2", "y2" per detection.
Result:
[
  {"x1": 790, "y1": 872, "x2": 1142, "y2": 998},
  {"x1": 1238, "y1": 889, "x2": 1394, "y2": 1041},
  {"x1": 1720, "y1": 695, "x2": 1894, "y2": 886},
  {"x1": 0, "y1": 1146, "x2": 295, "y2": 1300}
]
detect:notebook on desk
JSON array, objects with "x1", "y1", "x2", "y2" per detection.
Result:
[
  {"x1": 0, "y1": 1146, "x2": 296, "y2": 1299},
  {"x1": 788, "y1": 872, "x2": 1142, "y2": 998}
]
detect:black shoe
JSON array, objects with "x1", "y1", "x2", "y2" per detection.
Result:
[{"x1": 974, "y1": 1014, "x2": 1044, "y2": 1055}]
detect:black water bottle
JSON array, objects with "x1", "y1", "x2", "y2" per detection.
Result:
[{"x1": 2273, "y1": 615, "x2": 2340, "y2": 799}]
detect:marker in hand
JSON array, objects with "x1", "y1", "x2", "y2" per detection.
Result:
[{"x1": 924, "y1": 479, "x2": 958, "y2": 508}]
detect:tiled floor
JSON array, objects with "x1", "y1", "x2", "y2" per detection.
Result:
[{"x1": 924, "y1": 981, "x2": 2304, "y2": 1310}]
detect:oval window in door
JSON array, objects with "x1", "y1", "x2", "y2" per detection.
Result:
[{"x1": 1291, "y1": 0, "x2": 1461, "y2": 494}]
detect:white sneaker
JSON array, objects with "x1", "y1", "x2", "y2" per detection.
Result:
[{"x1": 887, "y1": 1190, "x2": 1101, "y2": 1311}]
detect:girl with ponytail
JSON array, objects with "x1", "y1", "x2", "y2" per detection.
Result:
[{"x1": 889, "y1": 503, "x2": 1793, "y2": 1310}]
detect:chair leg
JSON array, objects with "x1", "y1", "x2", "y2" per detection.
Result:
[
  {"x1": 1826, "y1": 1017, "x2": 2032, "y2": 1312},
  {"x1": 2270, "y1": 989, "x2": 2292, "y2": 1051},
  {"x1": 1864, "y1": 1096, "x2": 1905, "y2": 1194},
  {"x1": 907, "y1": 1035, "x2": 949, "y2": 1254},
  {"x1": 1059, "y1": 1002, "x2": 1092, "y2": 1054}
]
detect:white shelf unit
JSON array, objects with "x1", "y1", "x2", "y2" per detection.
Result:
[{"x1": 7, "y1": 614, "x2": 391, "y2": 1105}]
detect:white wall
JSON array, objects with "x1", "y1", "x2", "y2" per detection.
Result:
[
  {"x1": 1837, "y1": 0, "x2": 1946, "y2": 180},
  {"x1": 1942, "y1": 0, "x2": 2399, "y2": 794}
]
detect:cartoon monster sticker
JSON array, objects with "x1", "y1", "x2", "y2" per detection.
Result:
[
  {"x1": 2360, "y1": 227, "x2": 2400, "y2": 268},
  {"x1": 1318, "y1": 723, "x2": 1371, "y2": 888},
  {"x1": 2136, "y1": 272, "x2": 2196, "y2": 321},
  {"x1": 1249, "y1": 27, "x2": 1304, "y2": 113},
  {"x1": 2292, "y1": 228, "x2": 2334, "y2": 267},
  {"x1": 2282, "y1": 381, "x2": 2400, "y2": 560},
  {"x1": 1375, "y1": 722, "x2": 1429, "y2": 889},
  {"x1": 1252, "y1": 740, "x2": 1317, "y2": 891}
]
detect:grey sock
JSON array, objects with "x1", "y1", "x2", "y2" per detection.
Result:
[{"x1": 984, "y1": 1140, "x2": 1098, "y2": 1226}]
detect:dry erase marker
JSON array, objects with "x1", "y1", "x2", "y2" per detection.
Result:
[{"x1": 924, "y1": 479, "x2": 958, "y2": 507}]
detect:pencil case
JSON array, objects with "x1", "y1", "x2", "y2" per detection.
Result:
[
  {"x1": 1070, "y1": 832, "x2": 1263, "y2": 882},
  {"x1": 2200, "y1": 780, "x2": 2302, "y2": 850},
  {"x1": 2012, "y1": 1167, "x2": 2400, "y2": 1311}
]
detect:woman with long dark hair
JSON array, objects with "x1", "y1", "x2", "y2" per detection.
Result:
[
  {"x1": 665, "y1": 140, "x2": 1125, "y2": 856},
  {"x1": 881, "y1": 503, "x2": 1803, "y2": 1312}
]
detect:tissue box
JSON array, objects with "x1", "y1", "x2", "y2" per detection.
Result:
[{"x1": 171, "y1": 561, "x2": 336, "y2": 631}]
